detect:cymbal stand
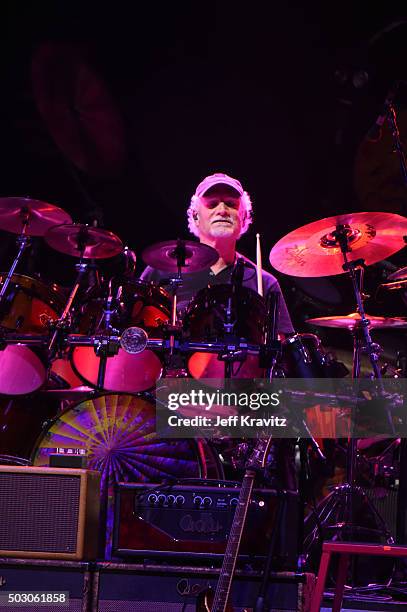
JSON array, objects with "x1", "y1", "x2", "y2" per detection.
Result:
[
  {"x1": 48, "y1": 227, "x2": 93, "y2": 357},
  {"x1": 163, "y1": 240, "x2": 185, "y2": 369},
  {"x1": 304, "y1": 227, "x2": 393, "y2": 574},
  {"x1": 94, "y1": 283, "x2": 122, "y2": 389},
  {"x1": 0, "y1": 207, "x2": 31, "y2": 305}
]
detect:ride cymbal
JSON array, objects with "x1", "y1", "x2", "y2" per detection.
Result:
[
  {"x1": 269, "y1": 212, "x2": 407, "y2": 277},
  {"x1": 0, "y1": 197, "x2": 72, "y2": 236},
  {"x1": 142, "y1": 240, "x2": 219, "y2": 272},
  {"x1": 44, "y1": 224, "x2": 123, "y2": 259},
  {"x1": 306, "y1": 312, "x2": 407, "y2": 330}
]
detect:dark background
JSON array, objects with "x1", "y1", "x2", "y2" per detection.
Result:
[{"x1": 1, "y1": 1, "x2": 407, "y2": 338}]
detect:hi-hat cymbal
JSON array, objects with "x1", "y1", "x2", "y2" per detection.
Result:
[
  {"x1": 142, "y1": 240, "x2": 219, "y2": 272},
  {"x1": 0, "y1": 197, "x2": 72, "y2": 236},
  {"x1": 269, "y1": 212, "x2": 407, "y2": 277},
  {"x1": 44, "y1": 224, "x2": 123, "y2": 259},
  {"x1": 306, "y1": 312, "x2": 407, "y2": 331}
]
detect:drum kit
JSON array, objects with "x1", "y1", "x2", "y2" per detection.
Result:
[{"x1": 1, "y1": 194, "x2": 407, "y2": 554}]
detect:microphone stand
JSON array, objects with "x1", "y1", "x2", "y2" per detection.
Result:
[{"x1": 386, "y1": 100, "x2": 407, "y2": 192}]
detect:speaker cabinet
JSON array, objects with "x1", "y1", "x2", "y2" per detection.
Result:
[
  {"x1": 91, "y1": 563, "x2": 315, "y2": 612},
  {"x1": 0, "y1": 467, "x2": 100, "y2": 560},
  {"x1": 0, "y1": 558, "x2": 92, "y2": 612}
]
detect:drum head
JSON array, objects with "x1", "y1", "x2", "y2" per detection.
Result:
[
  {"x1": 71, "y1": 347, "x2": 164, "y2": 393},
  {"x1": 32, "y1": 392, "x2": 202, "y2": 482},
  {"x1": 0, "y1": 346, "x2": 47, "y2": 395}
]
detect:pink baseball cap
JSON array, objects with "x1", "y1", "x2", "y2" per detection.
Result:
[{"x1": 194, "y1": 172, "x2": 244, "y2": 198}]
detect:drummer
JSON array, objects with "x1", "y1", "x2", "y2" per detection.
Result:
[{"x1": 141, "y1": 172, "x2": 294, "y2": 335}]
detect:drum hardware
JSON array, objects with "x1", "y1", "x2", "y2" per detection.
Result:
[
  {"x1": 43, "y1": 224, "x2": 124, "y2": 388},
  {"x1": 47, "y1": 260, "x2": 92, "y2": 356},
  {"x1": 270, "y1": 212, "x2": 407, "y2": 579}
]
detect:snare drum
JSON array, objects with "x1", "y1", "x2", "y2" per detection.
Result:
[
  {"x1": 71, "y1": 279, "x2": 171, "y2": 393},
  {"x1": 183, "y1": 284, "x2": 265, "y2": 379},
  {"x1": 0, "y1": 274, "x2": 65, "y2": 395}
]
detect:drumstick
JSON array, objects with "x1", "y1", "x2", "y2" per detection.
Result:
[{"x1": 256, "y1": 233, "x2": 263, "y2": 297}]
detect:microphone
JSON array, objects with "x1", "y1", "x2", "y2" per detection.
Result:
[
  {"x1": 366, "y1": 81, "x2": 400, "y2": 142},
  {"x1": 123, "y1": 246, "x2": 137, "y2": 277},
  {"x1": 231, "y1": 257, "x2": 245, "y2": 290}
]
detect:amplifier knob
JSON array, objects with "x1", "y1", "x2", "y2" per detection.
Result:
[
  {"x1": 147, "y1": 493, "x2": 158, "y2": 505},
  {"x1": 230, "y1": 497, "x2": 239, "y2": 507},
  {"x1": 194, "y1": 496, "x2": 203, "y2": 506},
  {"x1": 175, "y1": 495, "x2": 185, "y2": 506},
  {"x1": 157, "y1": 494, "x2": 166, "y2": 505},
  {"x1": 167, "y1": 494, "x2": 176, "y2": 505},
  {"x1": 203, "y1": 496, "x2": 212, "y2": 507}
]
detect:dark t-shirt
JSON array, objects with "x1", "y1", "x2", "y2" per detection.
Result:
[{"x1": 141, "y1": 258, "x2": 294, "y2": 334}]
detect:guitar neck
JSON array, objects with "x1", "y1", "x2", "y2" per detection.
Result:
[{"x1": 211, "y1": 469, "x2": 256, "y2": 612}]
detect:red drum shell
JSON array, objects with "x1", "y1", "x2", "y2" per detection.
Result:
[
  {"x1": 183, "y1": 284, "x2": 265, "y2": 380},
  {"x1": 0, "y1": 274, "x2": 65, "y2": 395},
  {"x1": 71, "y1": 280, "x2": 171, "y2": 393}
]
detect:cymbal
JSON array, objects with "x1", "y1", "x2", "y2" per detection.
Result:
[
  {"x1": 0, "y1": 197, "x2": 72, "y2": 236},
  {"x1": 142, "y1": 240, "x2": 219, "y2": 272},
  {"x1": 44, "y1": 224, "x2": 123, "y2": 259},
  {"x1": 269, "y1": 212, "x2": 407, "y2": 277},
  {"x1": 306, "y1": 312, "x2": 407, "y2": 330}
]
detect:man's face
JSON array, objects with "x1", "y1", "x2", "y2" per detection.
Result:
[{"x1": 193, "y1": 185, "x2": 243, "y2": 241}]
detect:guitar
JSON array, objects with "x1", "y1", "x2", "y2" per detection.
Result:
[{"x1": 196, "y1": 437, "x2": 272, "y2": 612}]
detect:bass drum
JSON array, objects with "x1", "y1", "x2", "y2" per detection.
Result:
[
  {"x1": 31, "y1": 392, "x2": 221, "y2": 482},
  {"x1": 71, "y1": 280, "x2": 171, "y2": 393},
  {"x1": 183, "y1": 284, "x2": 265, "y2": 379},
  {"x1": 0, "y1": 273, "x2": 65, "y2": 395}
]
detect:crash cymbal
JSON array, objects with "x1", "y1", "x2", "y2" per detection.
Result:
[
  {"x1": 142, "y1": 240, "x2": 219, "y2": 272},
  {"x1": 44, "y1": 224, "x2": 123, "y2": 259},
  {"x1": 0, "y1": 197, "x2": 72, "y2": 236},
  {"x1": 269, "y1": 212, "x2": 407, "y2": 277},
  {"x1": 306, "y1": 312, "x2": 407, "y2": 330}
]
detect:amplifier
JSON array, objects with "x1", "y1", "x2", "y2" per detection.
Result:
[
  {"x1": 0, "y1": 467, "x2": 100, "y2": 560},
  {"x1": 113, "y1": 482, "x2": 299, "y2": 568},
  {"x1": 91, "y1": 563, "x2": 315, "y2": 612}
]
